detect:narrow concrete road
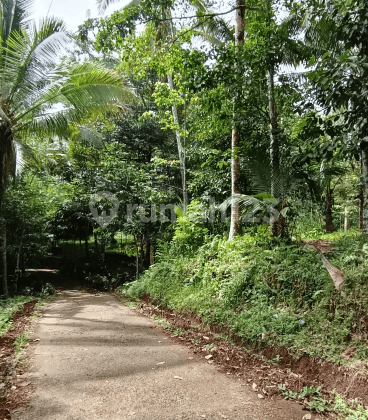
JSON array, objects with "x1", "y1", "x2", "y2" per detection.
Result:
[{"x1": 12, "y1": 292, "x2": 319, "y2": 420}]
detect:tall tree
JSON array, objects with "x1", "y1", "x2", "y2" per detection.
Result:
[
  {"x1": 229, "y1": 0, "x2": 245, "y2": 240},
  {"x1": 293, "y1": 0, "x2": 368, "y2": 233},
  {"x1": 0, "y1": 0, "x2": 129, "y2": 297},
  {"x1": 96, "y1": 0, "x2": 204, "y2": 211}
]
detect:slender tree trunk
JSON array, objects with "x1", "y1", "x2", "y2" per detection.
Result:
[
  {"x1": 359, "y1": 190, "x2": 364, "y2": 229},
  {"x1": 362, "y1": 145, "x2": 368, "y2": 234},
  {"x1": 150, "y1": 242, "x2": 154, "y2": 266},
  {"x1": 140, "y1": 236, "x2": 144, "y2": 273},
  {"x1": 0, "y1": 216, "x2": 8, "y2": 298},
  {"x1": 344, "y1": 211, "x2": 350, "y2": 231},
  {"x1": 84, "y1": 222, "x2": 90, "y2": 262},
  {"x1": 358, "y1": 156, "x2": 364, "y2": 229},
  {"x1": 167, "y1": 74, "x2": 188, "y2": 211},
  {"x1": 268, "y1": 64, "x2": 286, "y2": 237},
  {"x1": 229, "y1": 0, "x2": 245, "y2": 240},
  {"x1": 135, "y1": 235, "x2": 139, "y2": 279},
  {"x1": 157, "y1": 9, "x2": 188, "y2": 211},
  {"x1": 84, "y1": 236, "x2": 90, "y2": 261},
  {"x1": 94, "y1": 232, "x2": 99, "y2": 256},
  {"x1": 268, "y1": 64, "x2": 279, "y2": 196},
  {"x1": 14, "y1": 228, "x2": 24, "y2": 295},
  {"x1": 229, "y1": 129, "x2": 242, "y2": 240},
  {"x1": 325, "y1": 187, "x2": 337, "y2": 232},
  {"x1": 265, "y1": 0, "x2": 279, "y2": 196},
  {"x1": 0, "y1": 186, "x2": 9, "y2": 298},
  {"x1": 0, "y1": 125, "x2": 14, "y2": 298}
]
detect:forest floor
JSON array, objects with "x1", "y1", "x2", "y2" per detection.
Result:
[{"x1": 3, "y1": 271, "x2": 325, "y2": 420}]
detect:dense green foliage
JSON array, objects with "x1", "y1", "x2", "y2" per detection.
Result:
[
  {"x1": 0, "y1": 0, "x2": 367, "y2": 376},
  {"x1": 0, "y1": 1, "x2": 367, "y2": 417},
  {"x1": 122, "y1": 225, "x2": 367, "y2": 362}
]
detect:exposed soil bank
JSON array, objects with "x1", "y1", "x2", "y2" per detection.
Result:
[
  {"x1": 0, "y1": 301, "x2": 37, "y2": 420},
  {"x1": 136, "y1": 293, "x2": 368, "y2": 410}
]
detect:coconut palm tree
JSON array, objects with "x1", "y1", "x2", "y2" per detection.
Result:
[{"x1": 0, "y1": 0, "x2": 132, "y2": 297}]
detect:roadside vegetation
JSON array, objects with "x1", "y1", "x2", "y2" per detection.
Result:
[
  {"x1": 0, "y1": 0, "x2": 368, "y2": 417},
  {"x1": 0, "y1": 289, "x2": 56, "y2": 337},
  {"x1": 122, "y1": 223, "x2": 367, "y2": 363}
]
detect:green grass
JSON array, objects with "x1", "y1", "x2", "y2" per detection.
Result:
[
  {"x1": 333, "y1": 391, "x2": 368, "y2": 419},
  {"x1": 58, "y1": 232, "x2": 135, "y2": 256},
  {"x1": 0, "y1": 296, "x2": 38, "y2": 337},
  {"x1": 0, "y1": 290, "x2": 58, "y2": 338},
  {"x1": 14, "y1": 332, "x2": 28, "y2": 356},
  {"x1": 10, "y1": 293, "x2": 59, "y2": 365},
  {"x1": 117, "y1": 226, "x2": 368, "y2": 418},
  {"x1": 119, "y1": 226, "x2": 368, "y2": 363}
]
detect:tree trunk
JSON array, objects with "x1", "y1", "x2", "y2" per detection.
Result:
[
  {"x1": 0, "y1": 125, "x2": 14, "y2": 298},
  {"x1": 344, "y1": 208, "x2": 350, "y2": 231},
  {"x1": 14, "y1": 229, "x2": 24, "y2": 295},
  {"x1": 135, "y1": 235, "x2": 140, "y2": 280},
  {"x1": 229, "y1": 130, "x2": 242, "y2": 240},
  {"x1": 268, "y1": 64, "x2": 279, "y2": 196},
  {"x1": 167, "y1": 74, "x2": 188, "y2": 210},
  {"x1": 140, "y1": 236, "x2": 145, "y2": 273},
  {"x1": 0, "y1": 215, "x2": 8, "y2": 298},
  {"x1": 158, "y1": 10, "x2": 188, "y2": 211},
  {"x1": 0, "y1": 184, "x2": 9, "y2": 298},
  {"x1": 84, "y1": 236, "x2": 90, "y2": 261},
  {"x1": 84, "y1": 223, "x2": 90, "y2": 261},
  {"x1": 150, "y1": 242, "x2": 154, "y2": 266},
  {"x1": 325, "y1": 188, "x2": 337, "y2": 232},
  {"x1": 362, "y1": 145, "x2": 368, "y2": 234},
  {"x1": 359, "y1": 190, "x2": 364, "y2": 229},
  {"x1": 229, "y1": 0, "x2": 245, "y2": 241},
  {"x1": 268, "y1": 64, "x2": 286, "y2": 237},
  {"x1": 94, "y1": 232, "x2": 99, "y2": 255}
]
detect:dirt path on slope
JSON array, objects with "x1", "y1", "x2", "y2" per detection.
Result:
[{"x1": 11, "y1": 291, "x2": 322, "y2": 420}]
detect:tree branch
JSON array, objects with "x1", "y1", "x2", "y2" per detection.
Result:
[{"x1": 144, "y1": 6, "x2": 259, "y2": 24}]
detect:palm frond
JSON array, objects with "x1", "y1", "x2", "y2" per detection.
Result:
[
  {"x1": 3, "y1": 17, "x2": 70, "y2": 106},
  {"x1": 12, "y1": 0, "x2": 35, "y2": 30},
  {"x1": 190, "y1": 0, "x2": 232, "y2": 45},
  {"x1": 194, "y1": 16, "x2": 233, "y2": 46},
  {"x1": 78, "y1": 125, "x2": 104, "y2": 147},
  {"x1": 17, "y1": 108, "x2": 73, "y2": 137},
  {"x1": 318, "y1": 165, "x2": 347, "y2": 179},
  {"x1": 244, "y1": 157, "x2": 312, "y2": 200},
  {"x1": 13, "y1": 139, "x2": 39, "y2": 177},
  {"x1": 219, "y1": 194, "x2": 261, "y2": 213},
  {"x1": 219, "y1": 193, "x2": 279, "y2": 225},
  {"x1": 13, "y1": 62, "x2": 133, "y2": 126}
]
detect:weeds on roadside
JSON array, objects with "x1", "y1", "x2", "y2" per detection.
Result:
[
  {"x1": 279, "y1": 384, "x2": 368, "y2": 418},
  {"x1": 14, "y1": 331, "x2": 28, "y2": 356},
  {"x1": 120, "y1": 227, "x2": 368, "y2": 362},
  {"x1": 0, "y1": 296, "x2": 37, "y2": 336},
  {"x1": 332, "y1": 391, "x2": 368, "y2": 420},
  {"x1": 278, "y1": 384, "x2": 331, "y2": 413}
]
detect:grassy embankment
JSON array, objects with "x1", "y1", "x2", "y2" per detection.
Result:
[
  {"x1": 118, "y1": 226, "x2": 368, "y2": 417},
  {"x1": 0, "y1": 293, "x2": 58, "y2": 345},
  {"x1": 119, "y1": 226, "x2": 367, "y2": 364}
]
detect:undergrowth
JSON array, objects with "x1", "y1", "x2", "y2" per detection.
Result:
[
  {"x1": 117, "y1": 224, "x2": 367, "y2": 418},
  {"x1": 0, "y1": 296, "x2": 37, "y2": 337},
  {"x1": 279, "y1": 384, "x2": 368, "y2": 418},
  {"x1": 119, "y1": 225, "x2": 368, "y2": 364},
  {"x1": 1, "y1": 290, "x2": 57, "y2": 341}
]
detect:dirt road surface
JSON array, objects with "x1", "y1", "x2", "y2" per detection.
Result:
[{"x1": 11, "y1": 291, "x2": 321, "y2": 420}]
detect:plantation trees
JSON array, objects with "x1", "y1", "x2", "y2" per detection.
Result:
[
  {"x1": 294, "y1": 0, "x2": 368, "y2": 233},
  {"x1": 0, "y1": 0, "x2": 130, "y2": 297}
]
